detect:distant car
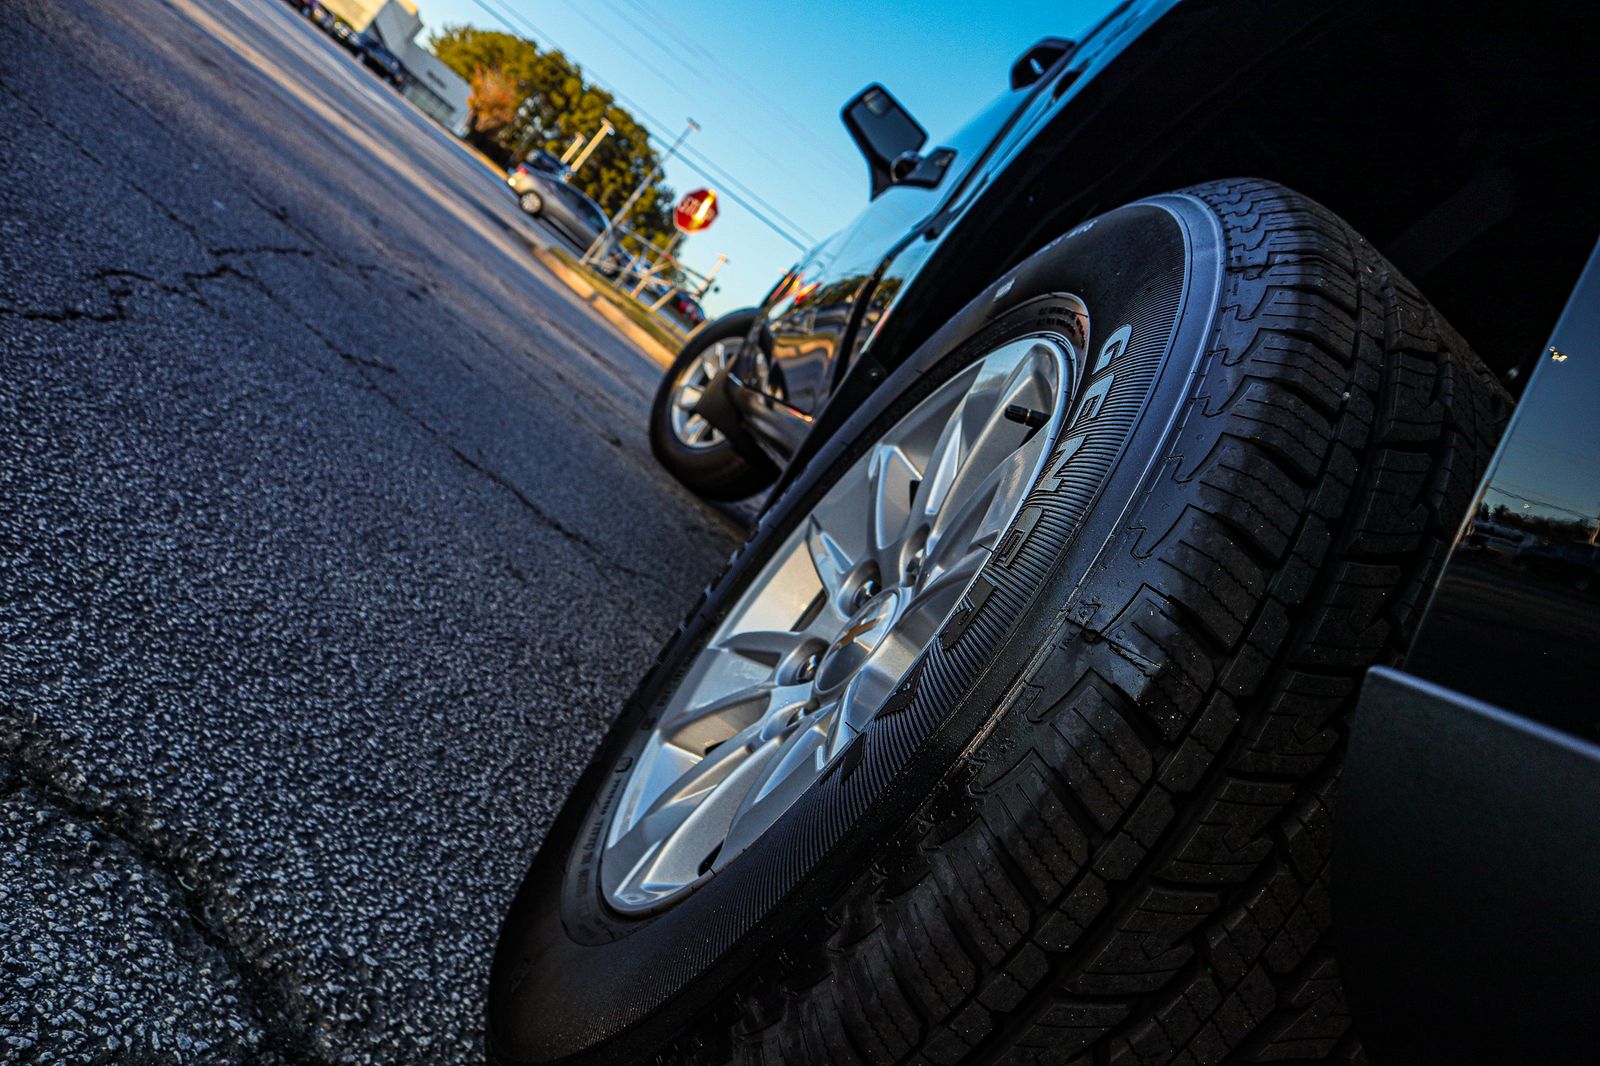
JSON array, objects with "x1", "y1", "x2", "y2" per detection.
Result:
[
  {"x1": 642, "y1": 284, "x2": 705, "y2": 332},
  {"x1": 282, "y1": 0, "x2": 327, "y2": 22},
  {"x1": 327, "y1": 19, "x2": 361, "y2": 53},
  {"x1": 355, "y1": 34, "x2": 406, "y2": 88},
  {"x1": 506, "y1": 167, "x2": 610, "y2": 251}
]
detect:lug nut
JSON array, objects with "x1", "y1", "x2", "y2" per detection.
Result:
[
  {"x1": 795, "y1": 653, "x2": 819, "y2": 683},
  {"x1": 854, "y1": 579, "x2": 880, "y2": 610}
]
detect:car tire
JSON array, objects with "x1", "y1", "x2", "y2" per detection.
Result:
[
  {"x1": 519, "y1": 191, "x2": 543, "y2": 215},
  {"x1": 649, "y1": 310, "x2": 779, "y2": 501},
  {"x1": 489, "y1": 180, "x2": 1507, "y2": 1065}
]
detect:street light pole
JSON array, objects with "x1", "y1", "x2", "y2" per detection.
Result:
[{"x1": 584, "y1": 117, "x2": 699, "y2": 264}]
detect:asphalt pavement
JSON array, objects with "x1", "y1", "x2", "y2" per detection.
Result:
[{"x1": 0, "y1": 0, "x2": 743, "y2": 1060}]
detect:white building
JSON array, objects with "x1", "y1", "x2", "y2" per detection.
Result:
[{"x1": 320, "y1": 0, "x2": 470, "y2": 136}]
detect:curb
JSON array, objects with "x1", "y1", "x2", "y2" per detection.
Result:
[{"x1": 528, "y1": 246, "x2": 677, "y2": 368}]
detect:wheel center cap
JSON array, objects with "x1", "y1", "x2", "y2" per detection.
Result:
[{"x1": 813, "y1": 589, "x2": 904, "y2": 696}]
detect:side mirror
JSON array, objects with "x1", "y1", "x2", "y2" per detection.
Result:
[{"x1": 841, "y1": 84, "x2": 928, "y2": 199}]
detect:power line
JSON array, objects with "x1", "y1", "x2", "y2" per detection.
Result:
[
  {"x1": 658, "y1": 139, "x2": 819, "y2": 244},
  {"x1": 467, "y1": 0, "x2": 817, "y2": 249},
  {"x1": 643, "y1": 144, "x2": 812, "y2": 250},
  {"x1": 591, "y1": 0, "x2": 862, "y2": 182},
  {"x1": 473, "y1": 0, "x2": 817, "y2": 243}
]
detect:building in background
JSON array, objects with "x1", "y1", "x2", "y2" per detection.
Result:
[{"x1": 318, "y1": 0, "x2": 469, "y2": 136}]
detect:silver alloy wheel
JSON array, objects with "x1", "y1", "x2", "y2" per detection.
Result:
[
  {"x1": 668, "y1": 339, "x2": 736, "y2": 448},
  {"x1": 603, "y1": 334, "x2": 1073, "y2": 914},
  {"x1": 520, "y1": 192, "x2": 542, "y2": 213}
]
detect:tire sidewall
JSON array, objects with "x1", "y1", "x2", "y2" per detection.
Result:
[{"x1": 490, "y1": 194, "x2": 1225, "y2": 1064}]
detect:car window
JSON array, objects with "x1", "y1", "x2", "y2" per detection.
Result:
[
  {"x1": 581, "y1": 196, "x2": 608, "y2": 231},
  {"x1": 559, "y1": 186, "x2": 607, "y2": 231}
]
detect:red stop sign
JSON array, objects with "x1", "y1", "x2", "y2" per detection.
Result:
[{"x1": 673, "y1": 188, "x2": 719, "y2": 233}]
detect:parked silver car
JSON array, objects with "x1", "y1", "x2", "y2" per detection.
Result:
[{"x1": 506, "y1": 165, "x2": 609, "y2": 251}]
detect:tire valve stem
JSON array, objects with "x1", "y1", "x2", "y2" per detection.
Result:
[{"x1": 1004, "y1": 404, "x2": 1048, "y2": 429}]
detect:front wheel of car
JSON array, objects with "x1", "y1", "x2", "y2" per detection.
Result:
[
  {"x1": 490, "y1": 180, "x2": 1507, "y2": 1065},
  {"x1": 648, "y1": 310, "x2": 779, "y2": 501},
  {"x1": 519, "y1": 191, "x2": 542, "y2": 215}
]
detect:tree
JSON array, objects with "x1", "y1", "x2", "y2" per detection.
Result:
[
  {"x1": 429, "y1": 25, "x2": 676, "y2": 247},
  {"x1": 467, "y1": 67, "x2": 517, "y2": 138}
]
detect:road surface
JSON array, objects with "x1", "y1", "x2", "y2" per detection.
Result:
[{"x1": 0, "y1": 0, "x2": 741, "y2": 1060}]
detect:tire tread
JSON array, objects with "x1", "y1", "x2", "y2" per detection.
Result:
[{"x1": 705, "y1": 180, "x2": 1507, "y2": 1065}]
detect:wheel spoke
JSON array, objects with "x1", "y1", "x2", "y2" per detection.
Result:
[
  {"x1": 833, "y1": 643, "x2": 909, "y2": 740},
  {"x1": 658, "y1": 680, "x2": 774, "y2": 749},
  {"x1": 605, "y1": 723, "x2": 776, "y2": 906},
  {"x1": 805, "y1": 514, "x2": 854, "y2": 607},
  {"x1": 697, "y1": 342, "x2": 728, "y2": 379},
  {"x1": 716, "y1": 714, "x2": 831, "y2": 865},
  {"x1": 712, "y1": 628, "x2": 806, "y2": 663},
  {"x1": 866, "y1": 442, "x2": 920, "y2": 579},
  {"x1": 925, "y1": 442, "x2": 1040, "y2": 568},
  {"x1": 916, "y1": 394, "x2": 969, "y2": 529},
  {"x1": 916, "y1": 541, "x2": 988, "y2": 600},
  {"x1": 924, "y1": 382, "x2": 1042, "y2": 536}
]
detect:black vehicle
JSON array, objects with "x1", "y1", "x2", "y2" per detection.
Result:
[
  {"x1": 506, "y1": 167, "x2": 610, "y2": 251},
  {"x1": 326, "y1": 18, "x2": 361, "y2": 54},
  {"x1": 491, "y1": 3, "x2": 1600, "y2": 1064},
  {"x1": 355, "y1": 34, "x2": 406, "y2": 89}
]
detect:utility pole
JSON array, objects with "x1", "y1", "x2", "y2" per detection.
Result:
[
  {"x1": 567, "y1": 118, "x2": 614, "y2": 175},
  {"x1": 584, "y1": 117, "x2": 699, "y2": 263}
]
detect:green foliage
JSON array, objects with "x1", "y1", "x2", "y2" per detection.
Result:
[{"x1": 430, "y1": 25, "x2": 675, "y2": 246}]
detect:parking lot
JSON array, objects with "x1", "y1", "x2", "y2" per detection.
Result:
[{"x1": 0, "y1": 0, "x2": 740, "y2": 1059}]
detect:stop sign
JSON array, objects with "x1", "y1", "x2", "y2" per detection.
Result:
[{"x1": 673, "y1": 188, "x2": 719, "y2": 233}]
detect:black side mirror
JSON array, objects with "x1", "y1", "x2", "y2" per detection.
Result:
[
  {"x1": 1010, "y1": 36, "x2": 1076, "y2": 90},
  {"x1": 841, "y1": 84, "x2": 928, "y2": 200}
]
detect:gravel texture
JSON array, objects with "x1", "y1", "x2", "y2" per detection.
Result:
[{"x1": 0, "y1": 0, "x2": 742, "y2": 1060}]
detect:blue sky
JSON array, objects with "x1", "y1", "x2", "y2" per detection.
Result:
[{"x1": 420, "y1": 0, "x2": 1119, "y2": 314}]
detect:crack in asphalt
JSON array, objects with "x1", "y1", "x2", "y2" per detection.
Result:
[
  {"x1": 0, "y1": 221, "x2": 701, "y2": 611},
  {"x1": 5, "y1": 57, "x2": 722, "y2": 551},
  {"x1": 2, "y1": 2, "x2": 746, "y2": 1058},
  {"x1": 0, "y1": 739, "x2": 316, "y2": 1062},
  {"x1": 0, "y1": 73, "x2": 695, "y2": 602}
]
